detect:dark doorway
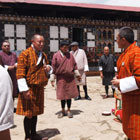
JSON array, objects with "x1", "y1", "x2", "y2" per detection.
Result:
[{"x1": 72, "y1": 28, "x2": 84, "y2": 47}]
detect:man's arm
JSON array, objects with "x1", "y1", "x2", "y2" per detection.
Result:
[
  {"x1": 99, "y1": 57, "x2": 103, "y2": 79},
  {"x1": 16, "y1": 52, "x2": 29, "y2": 93},
  {"x1": 83, "y1": 50, "x2": 89, "y2": 72},
  {"x1": 112, "y1": 49, "x2": 140, "y2": 93}
]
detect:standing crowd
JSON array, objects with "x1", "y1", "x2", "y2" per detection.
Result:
[{"x1": 0, "y1": 27, "x2": 140, "y2": 140}]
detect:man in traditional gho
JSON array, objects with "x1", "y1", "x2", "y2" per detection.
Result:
[
  {"x1": 0, "y1": 56, "x2": 14, "y2": 140},
  {"x1": 70, "y1": 42, "x2": 91, "y2": 101},
  {"x1": 16, "y1": 34, "x2": 51, "y2": 140},
  {"x1": 50, "y1": 40, "x2": 81, "y2": 118},
  {"x1": 111, "y1": 27, "x2": 140, "y2": 140},
  {"x1": 0, "y1": 40, "x2": 18, "y2": 100},
  {"x1": 99, "y1": 46, "x2": 117, "y2": 98}
]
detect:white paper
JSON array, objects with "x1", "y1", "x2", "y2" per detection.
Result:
[
  {"x1": 60, "y1": 26, "x2": 68, "y2": 38},
  {"x1": 16, "y1": 25, "x2": 26, "y2": 38},
  {"x1": 50, "y1": 40, "x2": 59, "y2": 52},
  {"x1": 114, "y1": 41, "x2": 121, "y2": 52},
  {"x1": 16, "y1": 39, "x2": 26, "y2": 51},
  {"x1": 87, "y1": 32, "x2": 95, "y2": 40},
  {"x1": 87, "y1": 41, "x2": 95, "y2": 47},
  {"x1": 114, "y1": 29, "x2": 119, "y2": 40},
  {"x1": 8, "y1": 39, "x2": 15, "y2": 51},
  {"x1": 50, "y1": 26, "x2": 58, "y2": 38},
  {"x1": 4, "y1": 24, "x2": 14, "y2": 37},
  {"x1": 133, "y1": 30, "x2": 137, "y2": 40}
]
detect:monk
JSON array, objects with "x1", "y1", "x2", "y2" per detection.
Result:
[
  {"x1": 16, "y1": 34, "x2": 51, "y2": 140},
  {"x1": 111, "y1": 27, "x2": 140, "y2": 140},
  {"x1": 50, "y1": 40, "x2": 81, "y2": 118}
]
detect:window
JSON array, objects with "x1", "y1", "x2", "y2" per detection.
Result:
[{"x1": 4, "y1": 24, "x2": 26, "y2": 51}]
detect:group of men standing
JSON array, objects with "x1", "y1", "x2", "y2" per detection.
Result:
[
  {"x1": 0, "y1": 26, "x2": 140, "y2": 140},
  {"x1": 0, "y1": 35, "x2": 91, "y2": 140}
]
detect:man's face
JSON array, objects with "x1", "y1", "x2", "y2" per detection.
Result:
[
  {"x1": 32, "y1": 35, "x2": 44, "y2": 52},
  {"x1": 60, "y1": 45, "x2": 69, "y2": 54},
  {"x1": 2, "y1": 42, "x2": 10, "y2": 54},
  {"x1": 116, "y1": 34, "x2": 124, "y2": 49},
  {"x1": 71, "y1": 45, "x2": 78, "y2": 52},
  {"x1": 104, "y1": 47, "x2": 109, "y2": 55}
]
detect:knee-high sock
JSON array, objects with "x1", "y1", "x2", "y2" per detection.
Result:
[
  {"x1": 83, "y1": 85, "x2": 88, "y2": 97},
  {"x1": 77, "y1": 86, "x2": 80, "y2": 97},
  {"x1": 105, "y1": 86, "x2": 109, "y2": 95},
  {"x1": 31, "y1": 116, "x2": 37, "y2": 136},
  {"x1": 67, "y1": 99, "x2": 72, "y2": 109},
  {"x1": 61, "y1": 100, "x2": 66, "y2": 109},
  {"x1": 24, "y1": 117, "x2": 32, "y2": 138}
]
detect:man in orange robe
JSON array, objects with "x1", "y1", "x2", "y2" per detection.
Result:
[
  {"x1": 111, "y1": 27, "x2": 140, "y2": 140},
  {"x1": 16, "y1": 34, "x2": 51, "y2": 140}
]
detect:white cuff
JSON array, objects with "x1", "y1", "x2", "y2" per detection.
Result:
[
  {"x1": 47, "y1": 65, "x2": 53, "y2": 74},
  {"x1": 114, "y1": 67, "x2": 117, "y2": 72},
  {"x1": 17, "y1": 78, "x2": 29, "y2": 92},
  {"x1": 4, "y1": 65, "x2": 9, "y2": 70},
  {"x1": 50, "y1": 74, "x2": 56, "y2": 82},
  {"x1": 15, "y1": 63, "x2": 17, "y2": 66},
  {"x1": 120, "y1": 76, "x2": 139, "y2": 93},
  {"x1": 99, "y1": 66, "x2": 103, "y2": 71},
  {"x1": 84, "y1": 65, "x2": 89, "y2": 71},
  {"x1": 74, "y1": 70, "x2": 80, "y2": 77}
]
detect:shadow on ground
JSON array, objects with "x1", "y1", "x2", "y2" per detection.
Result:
[
  {"x1": 100, "y1": 95, "x2": 114, "y2": 99},
  {"x1": 36, "y1": 128, "x2": 60, "y2": 140},
  {"x1": 55, "y1": 109, "x2": 83, "y2": 116}
]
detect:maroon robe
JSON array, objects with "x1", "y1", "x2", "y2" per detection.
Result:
[
  {"x1": 0, "y1": 51, "x2": 18, "y2": 97},
  {"x1": 51, "y1": 51, "x2": 78, "y2": 100}
]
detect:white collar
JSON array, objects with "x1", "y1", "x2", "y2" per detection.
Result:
[{"x1": 59, "y1": 50, "x2": 64, "y2": 57}]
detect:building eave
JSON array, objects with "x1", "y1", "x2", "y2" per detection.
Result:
[{"x1": 0, "y1": 0, "x2": 140, "y2": 12}]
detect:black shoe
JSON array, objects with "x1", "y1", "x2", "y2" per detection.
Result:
[
  {"x1": 85, "y1": 96, "x2": 92, "y2": 100},
  {"x1": 14, "y1": 108, "x2": 16, "y2": 113},
  {"x1": 74, "y1": 96, "x2": 81, "y2": 101}
]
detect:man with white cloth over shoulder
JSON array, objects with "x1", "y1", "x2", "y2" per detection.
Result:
[
  {"x1": 70, "y1": 42, "x2": 91, "y2": 100},
  {"x1": 111, "y1": 27, "x2": 140, "y2": 140}
]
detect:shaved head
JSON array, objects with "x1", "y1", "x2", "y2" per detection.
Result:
[
  {"x1": 31, "y1": 34, "x2": 44, "y2": 42},
  {"x1": 31, "y1": 34, "x2": 44, "y2": 52},
  {"x1": 104, "y1": 46, "x2": 109, "y2": 55}
]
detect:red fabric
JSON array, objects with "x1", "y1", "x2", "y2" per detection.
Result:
[
  {"x1": 16, "y1": 47, "x2": 48, "y2": 86},
  {"x1": 52, "y1": 51, "x2": 78, "y2": 100},
  {"x1": 117, "y1": 42, "x2": 140, "y2": 140},
  {"x1": 16, "y1": 47, "x2": 49, "y2": 117},
  {"x1": 0, "y1": 51, "x2": 18, "y2": 97}
]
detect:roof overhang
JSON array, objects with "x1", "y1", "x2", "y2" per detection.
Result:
[{"x1": 0, "y1": 0, "x2": 140, "y2": 12}]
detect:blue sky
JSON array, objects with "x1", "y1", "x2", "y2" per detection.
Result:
[{"x1": 45, "y1": 0, "x2": 140, "y2": 8}]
